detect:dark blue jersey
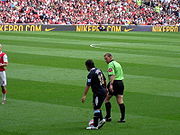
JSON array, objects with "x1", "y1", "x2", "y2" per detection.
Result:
[{"x1": 86, "y1": 68, "x2": 106, "y2": 95}]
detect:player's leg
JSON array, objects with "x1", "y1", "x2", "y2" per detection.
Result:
[
  {"x1": 96, "y1": 95, "x2": 106, "y2": 129},
  {"x1": 93, "y1": 95, "x2": 106, "y2": 127},
  {"x1": 1, "y1": 86, "x2": 7, "y2": 104},
  {"x1": 93, "y1": 109, "x2": 101, "y2": 127},
  {"x1": 86, "y1": 109, "x2": 103, "y2": 130},
  {"x1": 0, "y1": 71, "x2": 7, "y2": 104},
  {"x1": 99, "y1": 110, "x2": 103, "y2": 120},
  {"x1": 116, "y1": 95, "x2": 125, "y2": 122},
  {"x1": 87, "y1": 95, "x2": 106, "y2": 130},
  {"x1": 86, "y1": 109, "x2": 100, "y2": 130},
  {"x1": 104, "y1": 94, "x2": 113, "y2": 121}
]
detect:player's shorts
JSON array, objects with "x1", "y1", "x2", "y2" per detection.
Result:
[
  {"x1": 0, "y1": 71, "x2": 7, "y2": 86},
  {"x1": 93, "y1": 94, "x2": 106, "y2": 110},
  {"x1": 107, "y1": 80, "x2": 124, "y2": 96}
]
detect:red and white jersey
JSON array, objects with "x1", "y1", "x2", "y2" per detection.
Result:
[{"x1": 0, "y1": 51, "x2": 8, "y2": 71}]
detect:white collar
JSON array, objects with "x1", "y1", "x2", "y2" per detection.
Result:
[{"x1": 90, "y1": 68, "x2": 95, "y2": 72}]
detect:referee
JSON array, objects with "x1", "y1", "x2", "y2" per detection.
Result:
[{"x1": 104, "y1": 53, "x2": 126, "y2": 123}]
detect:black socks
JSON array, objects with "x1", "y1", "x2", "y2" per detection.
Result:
[
  {"x1": 105, "y1": 102, "x2": 111, "y2": 118},
  {"x1": 119, "y1": 103, "x2": 125, "y2": 120},
  {"x1": 105, "y1": 102, "x2": 125, "y2": 121}
]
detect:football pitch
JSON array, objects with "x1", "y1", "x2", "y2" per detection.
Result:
[{"x1": 0, "y1": 31, "x2": 179, "y2": 135}]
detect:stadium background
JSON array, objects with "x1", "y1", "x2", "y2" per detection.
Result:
[{"x1": 0, "y1": 24, "x2": 179, "y2": 32}]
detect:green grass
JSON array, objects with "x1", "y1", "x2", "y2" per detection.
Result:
[{"x1": 0, "y1": 31, "x2": 179, "y2": 135}]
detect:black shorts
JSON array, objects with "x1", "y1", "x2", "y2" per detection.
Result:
[
  {"x1": 93, "y1": 94, "x2": 106, "y2": 110},
  {"x1": 107, "y1": 80, "x2": 124, "y2": 96}
]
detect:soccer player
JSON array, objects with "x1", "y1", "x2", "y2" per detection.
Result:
[
  {"x1": 104, "y1": 53, "x2": 126, "y2": 123},
  {"x1": 0, "y1": 44, "x2": 8, "y2": 104},
  {"x1": 81, "y1": 59, "x2": 106, "y2": 130}
]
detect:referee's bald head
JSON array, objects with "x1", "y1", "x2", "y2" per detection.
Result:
[{"x1": 104, "y1": 53, "x2": 112, "y2": 57}]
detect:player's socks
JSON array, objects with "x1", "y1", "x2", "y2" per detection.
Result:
[
  {"x1": 105, "y1": 102, "x2": 111, "y2": 118},
  {"x1": 119, "y1": 103, "x2": 125, "y2": 121},
  {"x1": 2, "y1": 89, "x2": 7, "y2": 104},
  {"x1": 2, "y1": 94, "x2": 6, "y2": 100},
  {"x1": 93, "y1": 110, "x2": 101, "y2": 127},
  {"x1": 2, "y1": 90, "x2": 7, "y2": 101},
  {"x1": 100, "y1": 110, "x2": 103, "y2": 120}
]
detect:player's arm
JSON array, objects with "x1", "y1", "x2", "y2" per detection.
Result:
[
  {"x1": 0, "y1": 62, "x2": 8, "y2": 67},
  {"x1": 81, "y1": 85, "x2": 90, "y2": 103},
  {"x1": 82, "y1": 75, "x2": 91, "y2": 103}
]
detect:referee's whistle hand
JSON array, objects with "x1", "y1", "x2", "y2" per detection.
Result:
[{"x1": 109, "y1": 85, "x2": 114, "y2": 92}]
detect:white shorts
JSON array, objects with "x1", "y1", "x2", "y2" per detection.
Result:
[{"x1": 0, "y1": 71, "x2": 7, "y2": 86}]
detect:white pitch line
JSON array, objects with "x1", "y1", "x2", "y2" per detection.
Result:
[{"x1": 89, "y1": 44, "x2": 101, "y2": 48}]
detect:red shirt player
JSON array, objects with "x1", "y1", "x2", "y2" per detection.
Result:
[{"x1": 0, "y1": 44, "x2": 8, "y2": 104}]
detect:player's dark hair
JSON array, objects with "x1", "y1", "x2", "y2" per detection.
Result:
[
  {"x1": 104, "y1": 53, "x2": 112, "y2": 57},
  {"x1": 85, "y1": 59, "x2": 95, "y2": 69}
]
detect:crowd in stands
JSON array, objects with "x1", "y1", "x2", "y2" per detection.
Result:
[{"x1": 0, "y1": 0, "x2": 179, "y2": 25}]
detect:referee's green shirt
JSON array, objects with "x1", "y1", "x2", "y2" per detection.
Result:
[{"x1": 107, "y1": 60, "x2": 124, "y2": 80}]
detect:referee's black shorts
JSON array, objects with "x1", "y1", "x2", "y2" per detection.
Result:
[{"x1": 107, "y1": 80, "x2": 124, "y2": 96}]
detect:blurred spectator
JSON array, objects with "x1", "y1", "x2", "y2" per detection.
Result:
[{"x1": 0, "y1": 0, "x2": 179, "y2": 25}]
